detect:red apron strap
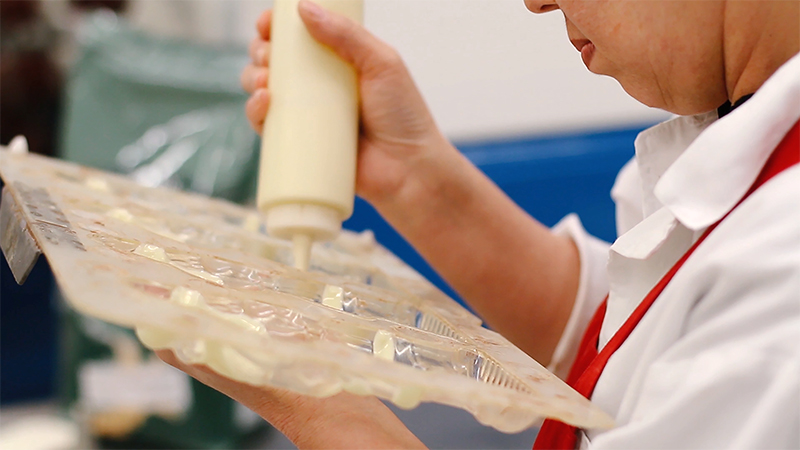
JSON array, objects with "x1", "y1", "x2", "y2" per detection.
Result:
[
  {"x1": 534, "y1": 120, "x2": 799, "y2": 450},
  {"x1": 565, "y1": 297, "x2": 606, "y2": 387}
]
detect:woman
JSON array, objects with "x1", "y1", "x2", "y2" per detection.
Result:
[{"x1": 161, "y1": 1, "x2": 800, "y2": 448}]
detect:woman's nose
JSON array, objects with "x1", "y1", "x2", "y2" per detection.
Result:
[{"x1": 524, "y1": 0, "x2": 560, "y2": 14}]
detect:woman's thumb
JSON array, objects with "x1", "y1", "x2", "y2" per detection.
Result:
[{"x1": 297, "y1": 0, "x2": 399, "y2": 78}]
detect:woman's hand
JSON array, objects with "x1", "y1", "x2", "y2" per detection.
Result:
[
  {"x1": 156, "y1": 350, "x2": 426, "y2": 449},
  {"x1": 242, "y1": 1, "x2": 453, "y2": 207},
  {"x1": 241, "y1": 2, "x2": 580, "y2": 366}
]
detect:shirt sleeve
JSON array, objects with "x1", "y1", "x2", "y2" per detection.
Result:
[{"x1": 547, "y1": 214, "x2": 610, "y2": 380}]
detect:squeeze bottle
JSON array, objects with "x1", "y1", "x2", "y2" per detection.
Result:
[{"x1": 257, "y1": 0, "x2": 363, "y2": 270}]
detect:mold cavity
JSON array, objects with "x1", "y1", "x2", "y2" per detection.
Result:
[
  {"x1": 321, "y1": 285, "x2": 344, "y2": 310},
  {"x1": 89, "y1": 232, "x2": 139, "y2": 253},
  {"x1": 167, "y1": 254, "x2": 224, "y2": 286},
  {"x1": 55, "y1": 170, "x2": 82, "y2": 183},
  {"x1": 106, "y1": 208, "x2": 134, "y2": 223},
  {"x1": 133, "y1": 243, "x2": 169, "y2": 263},
  {"x1": 85, "y1": 176, "x2": 110, "y2": 192},
  {"x1": 372, "y1": 330, "x2": 395, "y2": 362},
  {"x1": 130, "y1": 280, "x2": 172, "y2": 299},
  {"x1": 170, "y1": 286, "x2": 203, "y2": 307},
  {"x1": 414, "y1": 312, "x2": 460, "y2": 340},
  {"x1": 473, "y1": 355, "x2": 530, "y2": 393}
]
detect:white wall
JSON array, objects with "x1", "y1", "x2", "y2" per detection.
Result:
[
  {"x1": 367, "y1": 0, "x2": 669, "y2": 141},
  {"x1": 125, "y1": 0, "x2": 670, "y2": 141}
]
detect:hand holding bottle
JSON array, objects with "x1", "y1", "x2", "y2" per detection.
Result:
[
  {"x1": 242, "y1": 1, "x2": 580, "y2": 367},
  {"x1": 242, "y1": 1, "x2": 453, "y2": 207}
]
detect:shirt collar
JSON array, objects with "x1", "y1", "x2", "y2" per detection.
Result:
[
  {"x1": 634, "y1": 112, "x2": 718, "y2": 220},
  {"x1": 653, "y1": 52, "x2": 800, "y2": 231}
]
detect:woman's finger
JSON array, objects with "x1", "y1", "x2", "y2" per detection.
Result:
[
  {"x1": 155, "y1": 349, "x2": 180, "y2": 367},
  {"x1": 155, "y1": 349, "x2": 426, "y2": 448},
  {"x1": 297, "y1": 0, "x2": 401, "y2": 79},
  {"x1": 155, "y1": 350, "x2": 270, "y2": 408},
  {"x1": 256, "y1": 9, "x2": 272, "y2": 40},
  {"x1": 240, "y1": 64, "x2": 269, "y2": 94},
  {"x1": 249, "y1": 39, "x2": 271, "y2": 67},
  {"x1": 155, "y1": 350, "x2": 213, "y2": 383},
  {"x1": 246, "y1": 89, "x2": 271, "y2": 133}
]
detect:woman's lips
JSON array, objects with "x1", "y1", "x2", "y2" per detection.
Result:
[
  {"x1": 580, "y1": 41, "x2": 596, "y2": 68},
  {"x1": 570, "y1": 38, "x2": 596, "y2": 69}
]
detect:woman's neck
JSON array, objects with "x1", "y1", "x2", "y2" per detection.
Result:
[{"x1": 723, "y1": 0, "x2": 799, "y2": 102}]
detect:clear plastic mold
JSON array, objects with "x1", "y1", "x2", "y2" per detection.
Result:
[{"x1": 0, "y1": 142, "x2": 614, "y2": 433}]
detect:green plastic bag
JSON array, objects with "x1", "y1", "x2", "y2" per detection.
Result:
[{"x1": 60, "y1": 12, "x2": 259, "y2": 203}]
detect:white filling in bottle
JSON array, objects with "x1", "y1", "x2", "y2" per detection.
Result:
[{"x1": 258, "y1": 0, "x2": 363, "y2": 271}]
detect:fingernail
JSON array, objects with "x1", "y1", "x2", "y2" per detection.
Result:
[
  {"x1": 256, "y1": 89, "x2": 269, "y2": 102},
  {"x1": 299, "y1": 0, "x2": 326, "y2": 21}
]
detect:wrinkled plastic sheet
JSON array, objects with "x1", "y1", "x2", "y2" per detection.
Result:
[
  {"x1": 62, "y1": 13, "x2": 257, "y2": 203},
  {"x1": 0, "y1": 145, "x2": 614, "y2": 433}
]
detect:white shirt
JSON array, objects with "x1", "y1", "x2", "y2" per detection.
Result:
[{"x1": 548, "y1": 52, "x2": 800, "y2": 449}]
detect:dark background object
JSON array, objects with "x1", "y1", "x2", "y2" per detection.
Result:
[
  {"x1": 69, "y1": 0, "x2": 128, "y2": 12},
  {"x1": 0, "y1": 246, "x2": 56, "y2": 402},
  {"x1": 0, "y1": 0, "x2": 62, "y2": 156},
  {"x1": 0, "y1": 0, "x2": 128, "y2": 405},
  {"x1": 1, "y1": 0, "x2": 62, "y2": 404}
]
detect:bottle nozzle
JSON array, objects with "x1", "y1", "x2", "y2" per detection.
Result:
[
  {"x1": 266, "y1": 203, "x2": 342, "y2": 271},
  {"x1": 292, "y1": 233, "x2": 312, "y2": 271}
]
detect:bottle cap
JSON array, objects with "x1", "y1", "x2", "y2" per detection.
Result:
[{"x1": 266, "y1": 203, "x2": 342, "y2": 242}]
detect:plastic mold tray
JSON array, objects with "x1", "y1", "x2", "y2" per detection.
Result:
[{"x1": 0, "y1": 138, "x2": 614, "y2": 433}]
